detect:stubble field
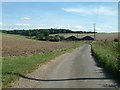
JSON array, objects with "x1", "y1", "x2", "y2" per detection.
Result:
[
  {"x1": 2, "y1": 33, "x2": 82, "y2": 88},
  {"x1": 2, "y1": 34, "x2": 79, "y2": 57}
]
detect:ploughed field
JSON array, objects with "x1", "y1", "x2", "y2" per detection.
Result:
[{"x1": 2, "y1": 34, "x2": 78, "y2": 57}]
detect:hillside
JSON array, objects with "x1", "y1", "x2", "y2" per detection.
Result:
[{"x1": 2, "y1": 33, "x2": 80, "y2": 56}]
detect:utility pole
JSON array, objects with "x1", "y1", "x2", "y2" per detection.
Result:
[{"x1": 94, "y1": 23, "x2": 96, "y2": 40}]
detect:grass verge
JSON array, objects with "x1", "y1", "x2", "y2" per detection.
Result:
[
  {"x1": 2, "y1": 43, "x2": 82, "y2": 88},
  {"x1": 91, "y1": 41, "x2": 120, "y2": 83}
]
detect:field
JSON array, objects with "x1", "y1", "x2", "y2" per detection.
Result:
[
  {"x1": 91, "y1": 41, "x2": 120, "y2": 82},
  {"x1": 2, "y1": 33, "x2": 82, "y2": 88},
  {"x1": 2, "y1": 34, "x2": 80, "y2": 57},
  {"x1": 2, "y1": 33, "x2": 120, "y2": 88},
  {"x1": 50, "y1": 33, "x2": 119, "y2": 41}
]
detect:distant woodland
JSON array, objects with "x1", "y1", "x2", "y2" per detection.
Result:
[
  {"x1": 1, "y1": 29, "x2": 97, "y2": 36},
  {"x1": 1, "y1": 29, "x2": 97, "y2": 41}
]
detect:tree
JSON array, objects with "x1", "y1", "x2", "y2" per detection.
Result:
[
  {"x1": 55, "y1": 35, "x2": 60, "y2": 42},
  {"x1": 45, "y1": 36, "x2": 50, "y2": 41},
  {"x1": 36, "y1": 34, "x2": 44, "y2": 40},
  {"x1": 41, "y1": 30, "x2": 49, "y2": 37},
  {"x1": 59, "y1": 35, "x2": 65, "y2": 41}
]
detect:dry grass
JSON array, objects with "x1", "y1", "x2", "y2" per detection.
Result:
[
  {"x1": 95, "y1": 33, "x2": 119, "y2": 41},
  {"x1": 2, "y1": 34, "x2": 78, "y2": 57}
]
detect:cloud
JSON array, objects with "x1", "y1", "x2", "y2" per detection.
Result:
[
  {"x1": 34, "y1": 24, "x2": 86, "y2": 31},
  {"x1": 0, "y1": 22, "x2": 2, "y2": 29},
  {"x1": 88, "y1": 24, "x2": 114, "y2": 32},
  {"x1": 89, "y1": 27, "x2": 101, "y2": 31},
  {"x1": 62, "y1": 6, "x2": 117, "y2": 15},
  {"x1": 0, "y1": 22, "x2": 2, "y2": 26},
  {"x1": 22, "y1": 17, "x2": 30, "y2": 20},
  {"x1": 99, "y1": 25, "x2": 112, "y2": 29},
  {"x1": 14, "y1": 23, "x2": 30, "y2": 27},
  {"x1": 70, "y1": 25, "x2": 86, "y2": 31},
  {"x1": 2, "y1": 23, "x2": 30, "y2": 30},
  {"x1": 56, "y1": 24, "x2": 86, "y2": 31}
]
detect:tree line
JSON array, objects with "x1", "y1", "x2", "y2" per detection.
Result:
[
  {"x1": 1, "y1": 29, "x2": 97, "y2": 42},
  {"x1": 1, "y1": 29, "x2": 96, "y2": 36}
]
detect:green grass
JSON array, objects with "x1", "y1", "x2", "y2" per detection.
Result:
[
  {"x1": 2, "y1": 43, "x2": 81, "y2": 88},
  {"x1": 2, "y1": 33, "x2": 26, "y2": 38},
  {"x1": 91, "y1": 41, "x2": 120, "y2": 82},
  {"x1": 2, "y1": 33, "x2": 37, "y2": 42}
]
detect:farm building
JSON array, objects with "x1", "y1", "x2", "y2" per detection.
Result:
[
  {"x1": 65, "y1": 35, "x2": 94, "y2": 41},
  {"x1": 65, "y1": 36, "x2": 80, "y2": 41},
  {"x1": 81, "y1": 36, "x2": 94, "y2": 40}
]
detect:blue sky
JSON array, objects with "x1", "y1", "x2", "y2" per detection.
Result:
[{"x1": 1, "y1": 2, "x2": 118, "y2": 32}]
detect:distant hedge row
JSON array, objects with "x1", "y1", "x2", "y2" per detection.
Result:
[
  {"x1": 1, "y1": 29, "x2": 96, "y2": 37},
  {"x1": 35, "y1": 34, "x2": 65, "y2": 42}
]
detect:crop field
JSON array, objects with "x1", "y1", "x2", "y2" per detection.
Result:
[
  {"x1": 95, "y1": 33, "x2": 119, "y2": 41},
  {"x1": 50, "y1": 33, "x2": 119, "y2": 41},
  {"x1": 2, "y1": 34, "x2": 79, "y2": 57}
]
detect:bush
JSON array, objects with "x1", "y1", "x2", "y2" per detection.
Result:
[
  {"x1": 45, "y1": 36, "x2": 50, "y2": 41},
  {"x1": 55, "y1": 36, "x2": 60, "y2": 42},
  {"x1": 35, "y1": 34, "x2": 44, "y2": 40},
  {"x1": 59, "y1": 35, "x2": 65, "y2": 41},
  {"x1": 114, "y1": 38, "x2": 119, "y2": 42},
  {"x1": 104, "y1": 39, "x2": 107, "y2": 42}
]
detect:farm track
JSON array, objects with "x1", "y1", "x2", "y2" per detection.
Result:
[{"x1": 12, "y1": 44, "x2": 119, "y2": 88}]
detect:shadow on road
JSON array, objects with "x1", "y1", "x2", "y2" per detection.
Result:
[{"x1": 5, "y1": 72, "x2": 112, "y2": 82}]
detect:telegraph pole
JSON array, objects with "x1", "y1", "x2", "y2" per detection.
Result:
[{"x1": 94, "y1": 23, "x2": 96, "y2": 40}]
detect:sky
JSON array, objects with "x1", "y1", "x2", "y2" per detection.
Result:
[{"x1": 1, "y1": 2, "x2": 118, "y2": 32}]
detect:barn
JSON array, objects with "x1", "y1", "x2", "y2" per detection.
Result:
[
  {"x1": 65, "y1": 36, "x2": 80, "y2": 41},
  {"x1": 81, "y1": 36, "x2": 94, "y2": 40}
]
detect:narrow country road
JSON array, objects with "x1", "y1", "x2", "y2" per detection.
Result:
[{"x1": 12, "y1": 44, "x2": 119, "y2": 88}]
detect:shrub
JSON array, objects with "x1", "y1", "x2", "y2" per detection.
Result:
[
  {"x1": 35, "y1": 34, "x2": 44, "y2": 40},
  {"x1": 104, "y1": 39, "x2": 107, "y2": 42},
  {"x1": 59, "y1": 35, "x2": 65, "y2": 41},
  {"x1": 45, "y1": 36, "x2": 50, "y2": 41},
  {"x1": 114, "y1": 38, "x2": 119, "y2": 42},
  {"x1": 55, "y1": 36, "x2": 60, "y2": 42}
]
